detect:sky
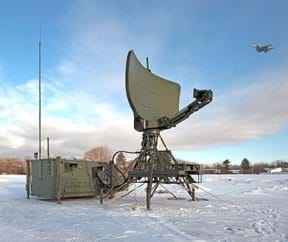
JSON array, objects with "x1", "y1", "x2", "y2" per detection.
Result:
[{"x1": 0, "y1": 0, "x2": 287, "y2": 164}]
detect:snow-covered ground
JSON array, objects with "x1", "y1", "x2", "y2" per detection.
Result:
[{"x1": 0, "y1": 174, "x2": 288, "y2": 242}]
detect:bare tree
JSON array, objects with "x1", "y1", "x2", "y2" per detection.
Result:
[
  {"x1": 251, "y1": 162, "x2": 267, "y2": 174},
  {"x1": 115, "y1": 152, "x2": 127, "y2": 172},
  {"x1": 0, "y1": 158, "x2": 25, "y2": 174},
  {"x1": 83, "y1": 146, "x2": 112, "y2": 162},
  {"x1": 272, "y1": 160, "x2": 288, "y2": 168}
]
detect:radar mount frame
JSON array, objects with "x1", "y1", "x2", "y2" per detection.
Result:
[{"x1": 128, "y1": 128, "x2": 202, "y2": 209}]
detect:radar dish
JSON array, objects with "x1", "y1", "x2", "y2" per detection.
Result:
[{"x1": 126, "y1": 50, "x2": 180, "y2": 131}]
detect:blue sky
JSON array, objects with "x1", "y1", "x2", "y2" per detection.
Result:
[{"x1": 0, "y1": 0, "x2": 287, "y2": 163}]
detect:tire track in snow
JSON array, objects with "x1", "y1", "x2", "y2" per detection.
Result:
[{"x1": 146, "y1": 214, "x2": 195, "y2": 241}]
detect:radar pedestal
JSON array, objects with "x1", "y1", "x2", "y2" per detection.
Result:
[
  {"x1": 125, "y1": 50, "x2": 213, "y2": 209},
  {"x1": 129, "y1": 129, "x2": 201, "y2": 209}
]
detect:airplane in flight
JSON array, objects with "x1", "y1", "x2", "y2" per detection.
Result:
[{"x1": 251, "y1": 44, "x2": 273, "y2": 53}]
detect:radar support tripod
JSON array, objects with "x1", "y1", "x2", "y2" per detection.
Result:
[{"x1": 128, "y1": 129, "x2": 200, "y2": 210}]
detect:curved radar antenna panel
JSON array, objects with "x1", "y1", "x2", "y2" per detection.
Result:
[{"x1": 126, "y1": 50, "x2": 180, "y2": 131}]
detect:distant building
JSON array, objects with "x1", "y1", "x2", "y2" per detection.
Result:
[
  {"x1": 230, "y1": 169, "x2": 241, "y2": 174},
  {"x1": 262, "y1": 167, "x2": 288, "y2": 174},
  {"x1": 201, "y1": 168, "x2": 221, "y2": 174},
  {"x1": 271, "y1": 167, "x2": 282, "y2": 174}
]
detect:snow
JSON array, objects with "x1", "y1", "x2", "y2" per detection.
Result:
[{"x1": 1, "y1": 174, "x2": 288, "y2": 242}]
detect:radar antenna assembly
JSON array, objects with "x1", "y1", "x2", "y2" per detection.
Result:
[{"x1": 125, "y1": 50, "x2": 213, "y2": 209}]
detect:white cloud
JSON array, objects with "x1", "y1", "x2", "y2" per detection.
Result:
[
  {"x1": 164, "y1": 71, "x2": 288, "y2": 150},
  {"x1": 0, "y1": 78, "x2": 139, "y2": 158},
  {"x1": 0, "y1": 70, "x2": 287, "y2": 158}
]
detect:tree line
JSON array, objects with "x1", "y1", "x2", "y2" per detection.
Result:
[
  {"x1": 81, "y1": 146, "x2": 288, "y2": 175},
  {"x1": 1, "y1": 146, "x2": 287, "y2": 175},
  {"x1": 0, "y1": 158, "x2": 26, "y2": 174},
  {"x1": 201, "y1": 158, "x2": 288, "y2": 174}
]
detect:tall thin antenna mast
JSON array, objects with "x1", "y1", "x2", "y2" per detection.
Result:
[{"x1": 38, "y1": 22, "x2": 42, "y2": 159}]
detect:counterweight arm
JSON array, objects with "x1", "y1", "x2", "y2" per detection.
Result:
[{"x1": 158, "y1": 89, "x2": 213, "y2": 129}]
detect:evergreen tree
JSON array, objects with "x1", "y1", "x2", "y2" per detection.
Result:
[
  {"x1": 240, "y1": 158, "x2": 250, "y2": 173},
  {"x1": 222, "y1": 159, "x2": 231, "y2": 173}
]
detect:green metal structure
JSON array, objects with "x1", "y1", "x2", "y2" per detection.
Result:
[
  {"x1": 26, "y1": 158, "x2": 111, "y2": 201},
  {"x1": 125, "y1": 50, "x2": 213, "y2": 209}
]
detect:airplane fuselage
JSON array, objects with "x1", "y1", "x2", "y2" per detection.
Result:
[{"x1": 255, "y1": 45, "x2": 273, "y2": 53}]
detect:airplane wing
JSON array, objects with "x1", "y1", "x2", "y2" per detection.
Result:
[
  {"x1": 264, "y1": 44, "x2": 273, "y2": 49},
  {"x1": 265, "y1": 45, "x2": 273, "y2": 52}
]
